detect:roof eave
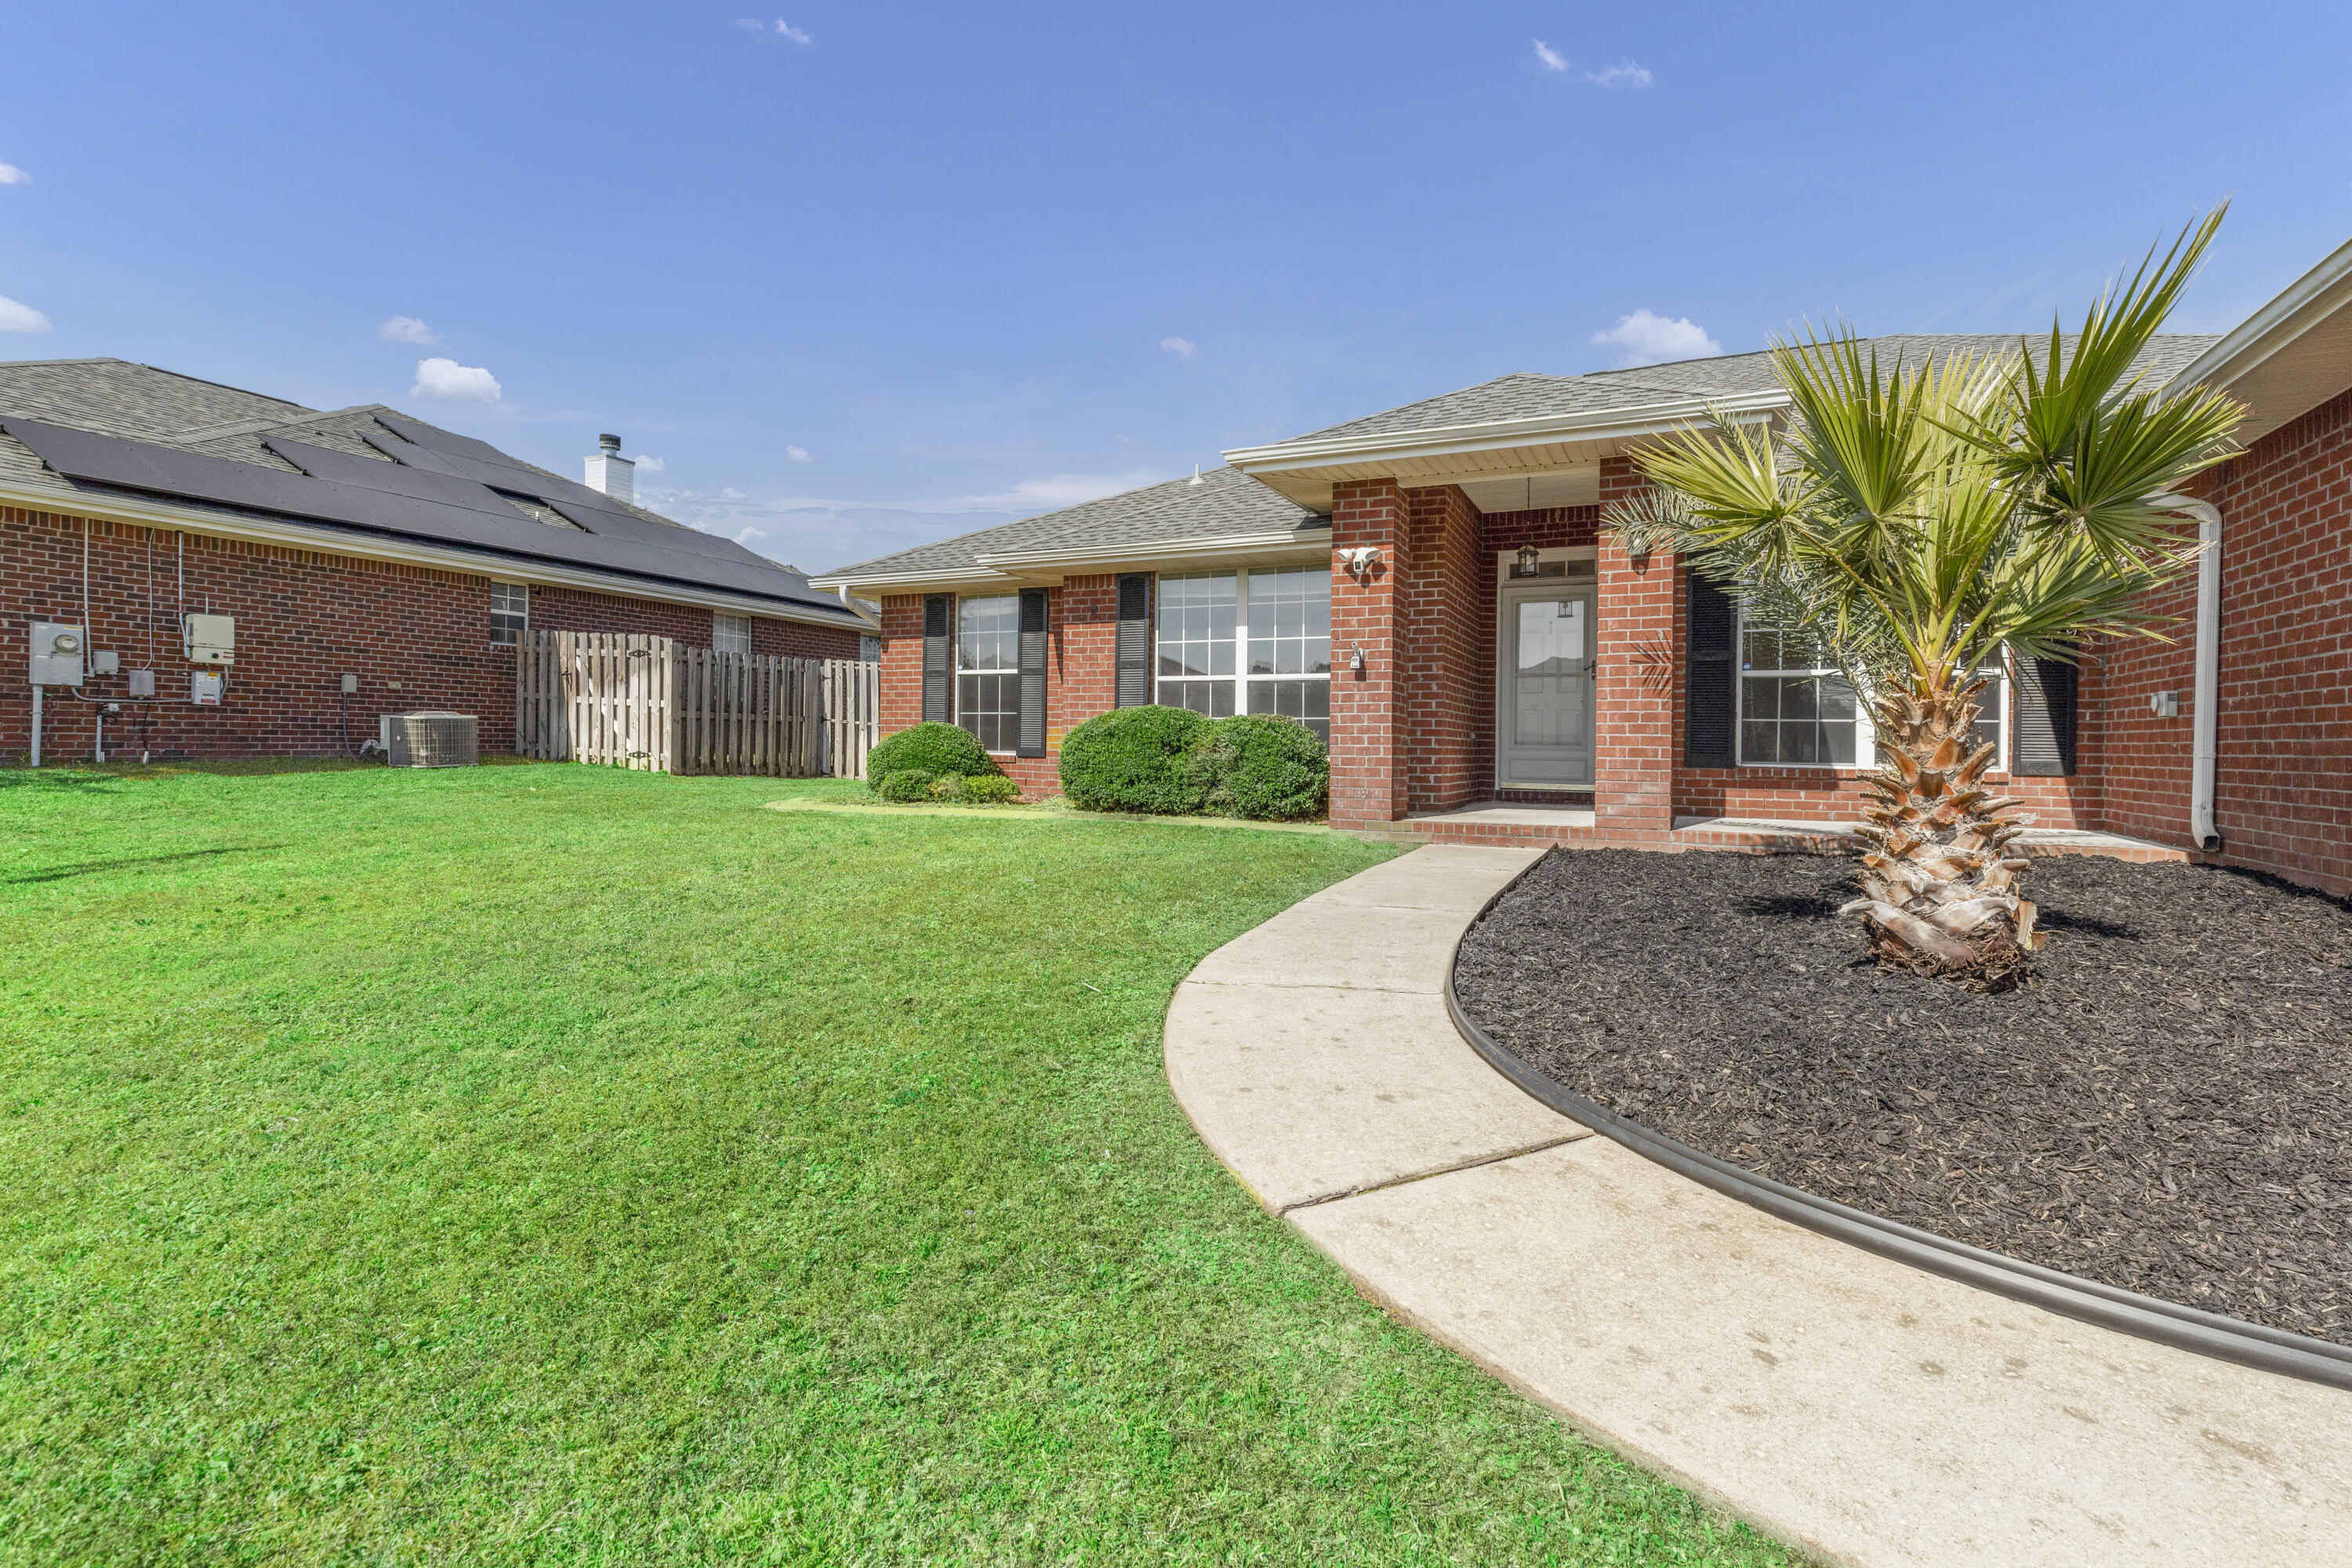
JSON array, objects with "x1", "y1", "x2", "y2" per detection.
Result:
[
  {"x1": 0, "y1": 477, "x2": 869, "y2": 630},
  {"x1": 1221, "y1": 389, "x2": 1789, "y2": 475},
  {"x1": 811, "y1": 525, "x2": 1336, "y2": 599},
  {"x1": 2167, "y1": 235, "x2": 2352, "y2": 442}
]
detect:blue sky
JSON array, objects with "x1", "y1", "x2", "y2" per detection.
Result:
[{"x1": 2, "y1": 2, "x2": 2346, "y2": 573}]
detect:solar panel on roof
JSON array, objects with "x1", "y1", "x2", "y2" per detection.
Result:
[{"x1": 0, "y1": 413, "x2": 859, "y2": 619}]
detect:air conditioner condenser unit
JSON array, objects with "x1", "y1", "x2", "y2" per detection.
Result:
[{"x1": 379, "y1": 711, "x2": 480, "y2": 768}]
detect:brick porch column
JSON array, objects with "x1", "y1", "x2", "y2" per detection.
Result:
[
  {"x1": 1329, "y1": 477, "x2": 1410, "y2": 829},
  {"x1": 1595, "y1": 457, "x2": 1676, "y2": 841}
]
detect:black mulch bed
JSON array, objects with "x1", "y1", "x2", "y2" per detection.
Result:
[{"x1": 1452, "y1": 849, "x2": 2352, "y2": 1345}]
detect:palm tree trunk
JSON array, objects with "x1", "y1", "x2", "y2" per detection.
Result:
[{"x1": 1840, "y1": 673, "x2": 2045, "y2": 989}]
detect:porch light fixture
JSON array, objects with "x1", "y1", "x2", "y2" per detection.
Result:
[
  {"x1": 1515, "y1": 543, "x2": 1540, "y2": 579},
  {"x1": 1340, "y1": 546, "x2": 1381, "y2": 582}
]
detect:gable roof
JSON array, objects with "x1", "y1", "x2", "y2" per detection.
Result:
[
  {"x1": 1279, "y1": 334, "x2": 2223, "y2": 446},
  {"x1": 811, "y1": 464, "x2": 1327, "y2": 592},
  {"x1": 0, "y1": 358, "x2": 864, "y2": 627}
]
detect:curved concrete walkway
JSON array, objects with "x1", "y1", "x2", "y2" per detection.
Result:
[{"x1": 1165, "y1": 844, "x2": 2352, "y2": 1567}]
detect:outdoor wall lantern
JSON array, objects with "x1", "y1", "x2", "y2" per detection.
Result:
[
  {"x1": 1514, "y1": 543, "x2": 1541, "y2": 578},
  {"x1": 1349, "y1": 646, "x2": 1366, "y2": 673}
]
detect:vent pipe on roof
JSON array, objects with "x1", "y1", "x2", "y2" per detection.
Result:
[
  {"x1": 1189, "y1": 464, "x2": 1204, "y2": 487},
  {"x1": 585, "y1": 433, "x2": 635, "y2": 504}
]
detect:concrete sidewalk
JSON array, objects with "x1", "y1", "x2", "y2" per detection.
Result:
[{"x1": 1164, "y1": 843, "x2": 2352, "y2": 1567}]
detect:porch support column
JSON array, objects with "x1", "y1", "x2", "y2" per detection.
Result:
[
  {"x1": 1329, "y1": 477, "x2": 1410, "y2": 829},
  {"x1": 1595, "y1": 457, "x2": 1677, "y2": 841}
]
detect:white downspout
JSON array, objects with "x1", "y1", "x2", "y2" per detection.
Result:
[{"x1": 2179, "y1": 499, "x2": 2223, "y2": 852}]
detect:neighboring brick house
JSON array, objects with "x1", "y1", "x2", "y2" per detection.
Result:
[
  {"x1": 1, "y1": 360, "x2": 869, "y2": 762},
  {"x1": 819, "y1": 244, "x2": 2351, "y2": 898}
]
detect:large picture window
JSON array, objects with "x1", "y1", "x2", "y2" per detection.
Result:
[
  {"x1": 1738, "y1": 619, "x2": 1859, "y2": 766},
  {"x1": 1968, "y1": 659, "x2": 2007, "y2": 770},
  {"x1": 956, "y1": 594, "x2": 1021, "y2": 753},
  {"x1": 1157, "y1": 568, "x2": 1330, "y2": 743}
]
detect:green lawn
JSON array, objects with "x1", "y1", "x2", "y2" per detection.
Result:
[{"x1": 0, "y1": 762, "x2": 1788, "y2": 1566}]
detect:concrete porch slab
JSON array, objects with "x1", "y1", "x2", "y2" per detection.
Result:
[{"x1": 1407, "y1": 803, "x2": 1599, "y2": 829}]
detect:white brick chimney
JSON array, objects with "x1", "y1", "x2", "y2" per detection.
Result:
[{"x1": 583, "y1": 433, "x2": 634, "y2": 503}]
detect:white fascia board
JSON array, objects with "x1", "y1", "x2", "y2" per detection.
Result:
[
  {"x1": 805, "y1": 566, "x2": 1020, "y2": 596},
  {"x1": 975, "y1": 526, "x2": 1332, "y2": 571},
  {"x1": 1221, "y1": 390, "x2": 1787, "y2": 474},
  {"x1": 2166, "y1": 234, "x2": 2352, "y2": 394},
  {"x1": 1, "y1": 478, "x2": 870, "y2": 631}
]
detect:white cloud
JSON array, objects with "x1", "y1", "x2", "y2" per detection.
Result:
[
  {"x1": 1533, "y1": 40, "x2": 1567, "y2": 72},
  {"x1": 1160, "y1": 336, "x2": 1198, "y2": 359},
  {"x1": 633, "y1": 454, "x2": 665, "y2": 474},
  {"x1": 954, "y1": 472, "x2": 1167, "y2": 511},
  {"x1": 410, "y1": 357, "x2": 503, "y2": 404},
  {"x1": 0, "y1": 293, "x2": 54, "y2": 334},
  {"x1": 1590, "y1": 309, "x2": 1719, "y2": 368},
  {"x1": 1584, "y1": 59, "x2": 1653, "y2": 88},
  {"x1": 775, "y1": 19, "x2": 813, "y2": 43},
  {"x1": 0, "y1": 162, "x2": 28, "y2": 186},
  {"x1": 730, "y1": 16, "x2": 764, "y2": 29},
  {"x1": 784, "y1": 445, "x2": 815, "y2": 463},
  {"x1": 377, "y1": 314, "x2": 440, "y2": 346}
]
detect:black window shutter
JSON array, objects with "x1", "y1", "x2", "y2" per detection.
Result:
[
  {"x1": 2011, "y1": 654, "x2": 2078, "y2": 775},
  {"x1": 1016, "y1": 587, "x2": 1048, "y2": 757},
  {"x1": 922, "y1": 594, "x2": 951, "y2": 724},
  {"x1": 1683, "y1": 571, "x2": 1737, "y2": 768},
  {"x1": 1115, "y1": 574, "x2": 1152, "y2": 708}
]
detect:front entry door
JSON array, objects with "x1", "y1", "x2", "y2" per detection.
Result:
[{"x1": 1497, "y1": 582, "x2": 1596, "y2": 787}]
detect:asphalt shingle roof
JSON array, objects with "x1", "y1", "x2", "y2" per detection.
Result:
[
  {"x1": 1287, "y1": 334, "x2": 2224, "y2": 442},
  {"x1": 821, "y1": 464, "x2": 1324, "y2": 581},
  {"x1": 821, "y1": 334, "x2": 2225, "y2": 585},
  {"x1": 0, "y1": 358, "x2": 859, "y2": 622}
]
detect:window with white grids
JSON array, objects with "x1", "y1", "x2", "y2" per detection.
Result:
[
  {"x1": 490, "y1": 582, "x2": 528, "y2": 645},
  {"x1": 956, "y1": 594, "x2": 1021, "y2": 753},
  {"x1": 1738, "y1": 617, "x2": 1860, "y2": 766},
  {"x1": 1156, "y1": 568, "x2": 1330, "y2": 744},
  {"x1": 713, "y1": 613, "x2": 752, "y2": 655}
]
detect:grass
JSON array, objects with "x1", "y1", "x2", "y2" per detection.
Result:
[{"x1": 0, "y1": 761, "x2": 1791, "y2": 1566}]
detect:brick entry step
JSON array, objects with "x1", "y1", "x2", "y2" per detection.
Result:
[{"x1": 1374, "y1": 804, "x2": 2190, "y2": 864}]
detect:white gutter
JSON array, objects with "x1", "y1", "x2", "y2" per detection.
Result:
[
  {"x1": 1221, "y1": 389, "x2": 1787, "y2": 474},
  {"x1": 812, "y1": 525, "x2": 1334, "y2": 598},
  {"x1": 2178, "y1": 498, "x2": 2224, "y2": 852},
  {"x1": 0, "y1": 478, "x2": 871, "y2": 631},
  {"x1": 2166, "y1": 233, "x2": 2352, "y2": 401}
]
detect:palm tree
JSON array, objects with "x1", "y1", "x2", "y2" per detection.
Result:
[{"x1": 1609, "y1": 213, "x2": 2244, "y2": 988}]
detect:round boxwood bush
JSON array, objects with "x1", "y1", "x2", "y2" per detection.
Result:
[
  {"x1": 864, "y1": 722, "x2": 996, "y2": 793},
  {"x1": 875, "y1": 767, "x2": 937, "y2": 802},
  {"x1": 1198, "y1": 713, "x2": 1329, "y2": 820},
  {"x1": 1057, "y1": 705, "x2": 1212, "y2": 814}
]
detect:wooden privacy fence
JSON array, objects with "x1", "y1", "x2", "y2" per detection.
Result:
[{"x1": 517, "y1": 630, "x2": 880, "y2": 778}]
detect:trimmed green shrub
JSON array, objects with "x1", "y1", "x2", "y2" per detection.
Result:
[
  {"x1": 1197, "y1": 713, "x2": 1330, "y2": 820},
  {"x1": 948, "y1": 774, "x2": 1022, "y2": 805},
  {"x1": 876, "y1": 768, "x2": 937, "y2": 803},
  {"x1": 864, "y1": 723, "x2": 996, "y2": 793},
  {"x1": 1057, "y1": 705, "x2": 1211, "y2": 815}
]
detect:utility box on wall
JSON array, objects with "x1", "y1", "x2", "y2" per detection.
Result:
[
  {"x1": 28, "y1": 622, "x2": 85, "y2": 685},
  {"x1": 183, "y1": 613, "x2": 236, "y2": 664}
]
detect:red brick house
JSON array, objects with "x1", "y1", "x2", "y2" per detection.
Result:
[
  {"x1": 2, "y1": 360, "x2": 870, "y2": 763},
  {"x1": 821, "y1": 243, "x2": 2352, "y2": 897}
]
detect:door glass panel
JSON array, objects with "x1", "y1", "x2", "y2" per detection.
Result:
[{"x1": 1514, "y1": 597, "x2": 1589, "y2": 747}]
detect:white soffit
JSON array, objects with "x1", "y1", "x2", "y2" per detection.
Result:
[
  {"x1": 1459, "y1": 468, "x2": 1600, "y2": 514},
  {"x1": 2173, "y1": 234, "x2": 2352, "y2": 445}
]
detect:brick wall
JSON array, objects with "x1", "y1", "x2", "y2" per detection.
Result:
[
  {"x1": 1592, "y1": 459, "x2": 1677, "y2": 840},
  {"x1": 870, "y1": 575, "x2": 1123, "y2": 799},
  {"x1": 2096, "y1": 387, "x2": 2352, "y2": 894},
  {"x1": 1399, "y1": 485, "x2": 1486, "y2": 813},
  {"x1": 1328, "y1": 479, "x2": 1410, "y2": 828},
  {"x1": 2, "y1": 506, "x2": 860, "y2": 764}
]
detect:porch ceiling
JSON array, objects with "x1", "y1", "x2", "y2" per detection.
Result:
[{"x1": 1246, "y1": 448, "x2": 1618, "y2": 511}]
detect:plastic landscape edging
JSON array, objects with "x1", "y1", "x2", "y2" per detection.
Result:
[{"x1": 1443, "y1": 851, "x2": 2352, "y2": 1394}]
